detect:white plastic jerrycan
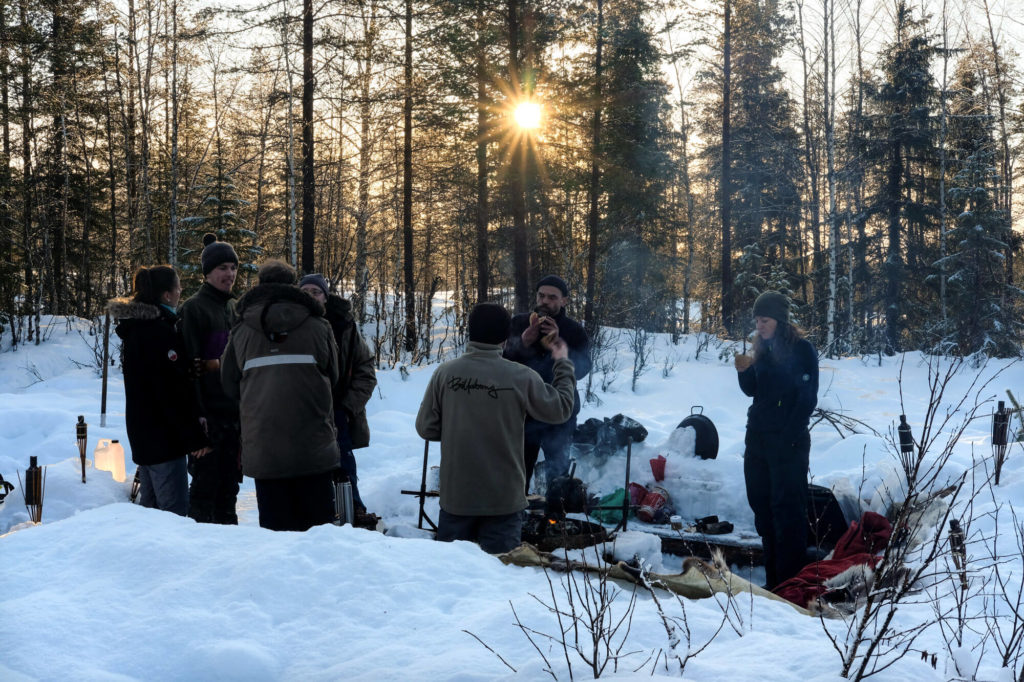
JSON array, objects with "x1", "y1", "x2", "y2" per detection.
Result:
[{"x1": 94, "y1": 439, "x2": 127, "y2": 483}]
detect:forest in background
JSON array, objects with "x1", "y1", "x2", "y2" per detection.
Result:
[{"x1": 1, "y1": 0, "x2": 1022, "y2": 364}]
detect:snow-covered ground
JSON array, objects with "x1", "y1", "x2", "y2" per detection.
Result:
[{"x1": 1, "y1": 316, "x2": 1021, "y2": 681}]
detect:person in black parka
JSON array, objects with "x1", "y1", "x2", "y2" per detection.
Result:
[
  {"x1": 110, "y1": 266, "x2": 210, "y2": 516},
  {"x1": 298, "y1": 274, "x2": 377, "y2": 515},
  {"x1": 734, "y1": 291, "x2": 819, "y2": 589}
]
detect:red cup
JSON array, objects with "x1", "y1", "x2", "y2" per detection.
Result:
[
  {"x1": 627, "y1": 482, "x2": 648, "y2": 506},
  {"x1": 637, "y1": 486, "x2": 670, "y2": 522},
  {"x1": 649, "y1": 455, "x2": 667, "y2": 482}
]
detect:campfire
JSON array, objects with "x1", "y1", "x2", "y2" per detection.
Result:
[{"x1": 521, "y1": 513, "x2": 607, "y2": 552}]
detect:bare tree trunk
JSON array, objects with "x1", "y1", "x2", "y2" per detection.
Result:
[
  {"x1": 281, "y1": 1, "x2": 298, "y2": 268},
  {"x1": 474, "y1": 0, "x2": 490, "y2": 303},
  {"x1": 508, "y1": 0, "x2": 530, "y2": 313},
  {"x1": 720, "y1": 0, "x2": 733, "y2": 334},
  {"x1": 168, "y1": 0, "x2": 179, "y2": 266},
  {"x1": 402, "y1": 0, "x2": 416, "y2": 353},
  {"x1": 824, "y1": 0, "x2": 840, "y2": 356},
  {"x1": 980, "y1": 0, "x2": 1014, "y2": 282},
  {"x1": 937, "y1": 0, "x2": 950, "y2": 322},
  {"x1": 584, "y1": 0, "x2": 603, "y2": 329},
  {"x1": 301, "y1": 0, "x2": 315, "y2": 272},
  {"x1": 796, "y1": 0, "x2": 821, "y2": 318}
]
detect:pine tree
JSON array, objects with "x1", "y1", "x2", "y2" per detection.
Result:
[
  {"x1": 598, "y1": 0, "x2": 673, "y2": 329},
  {"x1": 934, "y1": 56, "x2": 1021, "y2": 356},
  {"x1": 864, "y1": 1, "x2": 940, "y2": 354}
]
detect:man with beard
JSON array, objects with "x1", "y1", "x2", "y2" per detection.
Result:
[{"x1": 503, "y1": 275, "x2": 590, "y2": 492}]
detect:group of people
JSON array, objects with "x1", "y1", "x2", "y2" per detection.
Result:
[
  {"x1": 112, "y1": 239, "x2": 818, "y2": 587},
  {"x1": 111, "y1": 233, "x2": 376, "y2": 531}
]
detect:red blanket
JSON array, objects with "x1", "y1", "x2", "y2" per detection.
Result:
[{"x1": 773, "y1": 511, "x2": 892, "y2": 608}]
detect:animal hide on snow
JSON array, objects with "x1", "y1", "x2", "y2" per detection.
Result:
[{"x1": 499, "y1": 542, "x2": 811, "y2": 616}]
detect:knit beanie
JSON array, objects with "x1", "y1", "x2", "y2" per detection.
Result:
[
  {"x1": 752, "y1": 291, "x2": 789, "y2": 323},
  {"x1": 468, "y1": 302, "x2": 511, "y2": 345},
  {"x1": 535, "y1": 274, "x2": 569, "y2": 297},
  {"x1": 298, "y1": 273, "x2": 330, "y2": 298},
  {"x1": 200, "y1": 233, "x2": 239, "y2": 275}
]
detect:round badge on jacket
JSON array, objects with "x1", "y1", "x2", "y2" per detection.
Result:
[{"x1": 168, "y1": 349, "x2": 179, "y2": 362}]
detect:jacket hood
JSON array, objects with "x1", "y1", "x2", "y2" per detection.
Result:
[
  {"x1": 237, "y1": 283, "x2": 325, "y2": 336},
  {"x1": 108, "y1": 298, "x2": 162, "y2": 321},
  {"x1": 325, "y1": 294, "x2": 354, "y2": 322}
]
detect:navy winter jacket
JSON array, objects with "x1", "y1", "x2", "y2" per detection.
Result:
[{"x1": 737, "y1": 337, "x2": 819, "y2": 445}]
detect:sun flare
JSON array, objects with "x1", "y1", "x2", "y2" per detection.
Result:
[{"x1": 513, "y1": 101, "x2": 542, "y2": 130}]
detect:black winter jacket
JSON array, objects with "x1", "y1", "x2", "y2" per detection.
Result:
[
  {"x1": 503, "y1": 308, "x2": 591, "y2": 420},
  {"x1": 737, "y1": 337, "x2": 819, "y2": 445},
  {"x1": 111, "y1": 300, "x2": 207, "y2": 465},
  {"x1": 324, "y1": 295, "x2": 377, "y2": 449},
  {"x1": 179, "y1": 282, "x2": 238, "y2": 422}
]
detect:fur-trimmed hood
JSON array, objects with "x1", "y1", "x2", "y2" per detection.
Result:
[{"x1": 107, "y1": 298, "x2": 163, "y2": 321}]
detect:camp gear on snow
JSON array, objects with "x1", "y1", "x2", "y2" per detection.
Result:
[
  {"x1": 544, "y1": 462, "x2": 587, "y2": 518},
  {"x1": 94, "y1": 439, "x2": 127, "y2": 483},
  {"x1": 399, "y1": 440, "x2": 439, "y2": 532},
  {"x1": 335, "y1": 479, "x2": 355, "y2": 526},
  {"x1": 76, "y1": 416, "x2": 88, "y2": 483},
  {"x1": 693, "y1": 515, "x2": 734, "y2": 535},
  {"x1": 520, "y1": 516, "x2": 607, "y2": 552},
  {"x1": 0, "y1": 473, "x2": 13, "y2": 506},
  {"x1": 773, "y1": 511, "x2": 891, "y2": 613},
  {"x1": 676, "y1": 406, "x2": 719, "y2": 460},
  {"x1": 636, "y1": 486, "x2": 670, "y2": 523},
  {"x1": 585, "y1": 437, "x2": 635, "y2": 533},
  {"x1": 649, "y1": 455, "x2": 666, "y2": 481},
  {"x1": 670, "y1": 515, "x2": 683, "y2": 530},
  {"x1": 807, "y1": 483, "x2": 849, "y2": 550},
  {"x1": 628, "y1": 482, "x2": 647, "y2": 506},
  {"x1": 501, "y1": 543, "x2": 810, "y2": 615}
]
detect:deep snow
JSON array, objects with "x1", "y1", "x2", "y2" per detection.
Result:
[{"x1": 1, "y1": 316, "x2": 1021, "y2": 681}]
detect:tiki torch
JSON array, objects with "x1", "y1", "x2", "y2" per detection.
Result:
[
  {"x1": 77, "y1": 415, "x2": 88, "y2": 483},
  {"x1": 992, "y1": 401, "x2": 1010, "y2": 486},
  {"x1": 898, "y1": 414, "x2": 915, "y2": 486},
  {"x1": 18, "y1": 455, "x2": 46, "y2": 524},
  {"x1": 948, "y1": 519, "x2": 968, "y2": 591}
]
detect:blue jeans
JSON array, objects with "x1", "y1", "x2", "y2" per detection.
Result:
[
  {"x1": 139, "y1": 457, "x2": 189, "y2": 516},
  {"x1": 523, "y1": 417, "x2": 576, "y2": 493}
]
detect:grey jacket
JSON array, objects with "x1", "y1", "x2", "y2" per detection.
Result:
[
  {"x1": 221, "y1": 284, "x2": 340, "y2": 479},
  {"x1": 415, "y1": 342, "x2": 576, "y2": 516}
]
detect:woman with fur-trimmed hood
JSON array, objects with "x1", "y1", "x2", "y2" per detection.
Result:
[{"x1": 109, "y1": 266, "x2": 209, "y2": 516}]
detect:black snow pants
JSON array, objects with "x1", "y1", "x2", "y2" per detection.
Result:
[{"x1": 743, "y1": 429, "x2": 810, "y2": 589}]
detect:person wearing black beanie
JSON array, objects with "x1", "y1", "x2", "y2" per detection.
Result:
[
  {"x1": 503, "y1": 275, "x2": 590, "y2": 493},
  {"x1": 415, "y1": 302, "x2": 577, "y2": 554},
  {"x1": 178, "y1": 232, "x2": 243, "y2": 524},
  {"x1": 733, "y1": 291, "x2": 819, "y2": 589}
]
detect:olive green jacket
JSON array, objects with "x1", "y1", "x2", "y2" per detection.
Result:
[{"x1": 415, "y1": 342, "x2": 575, "y2": 516}]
